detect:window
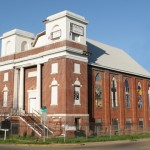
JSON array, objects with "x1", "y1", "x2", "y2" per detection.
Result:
[
  {"x1": 21, "y1": 41, "x2": 28, "y2": 51},
  {"x1": 74, "y1": 63, "x2": 80, "y2": 74},
  {"x1": 4, "y1": 72, "x2": 8, "y2": 81},
  {"x1": 73, "y1": 78, "x2": 81, "y2": 105},
  {"x1": 75, "y1": 118, "x2": 81, "y2": 130},
  {"x1": 111, "y1": 77, "x2": 118, "y2": 108},
  {"x1": 148, "y1": 118, "x2": 150, "y2": 127},
  {"x1": 5, "y1": 41, "x2": 11, "y2": 55},
  {"x1": 137, "y1": 81, "x2": 142, "y2": 108},
  {"x1": 50, "y1": 78, "x2": 59, "y2": 105},
  {"x1": 112, "y1": 118, "x2": 119, "y2": 131},
  {"x1": 148, "y1": 84, "x2": 150, "y2": 108},
  {"x1": 70, "y1": 23, "x2": 83, "y2": 42},
  {"x1": 95, "y1": 119, "x2": 103, "y2": 132},
  {"x1": 138, "y1": 118, "x2": 144, "y2": 129},
  {"x1": 124, "y1": 78, "x2": 130, "y2": 108},
  {"x1": 51, "y1": 63, "x2": 58, "y2": 74},
  {"x1": 51, "y1": 25, "x2": 61, "y2": 40},
  {"x1": 125, "y1": 118, "x2": 131, "y2": 129},
  {"x1": 95, "y1": 73, "x2": 102, "y2": 108},
  {"x1": 11, "y1": 121, "x2": 19, "y2": 134},
  {"x1": 72, "y1": 33, "x2": 79, "y2": 42},
  {"x1": 3, "y1": 85, "x2": 8, "y2": 107}
]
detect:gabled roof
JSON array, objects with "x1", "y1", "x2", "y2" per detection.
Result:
[{"x1": 87, "y1": 38, "x2": 150, "y2": 78}]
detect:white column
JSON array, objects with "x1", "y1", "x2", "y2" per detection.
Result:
[
  {"x1": 13, "y1": 69, "x2": 19, "y2": 109},
  {"x1": 19, "y1": 67, "x2": 24, "y2": 111},
  {"x1": 37, "y1": 64, "x2": 41, "y2": 112}
]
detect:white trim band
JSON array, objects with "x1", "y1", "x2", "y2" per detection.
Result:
[{"x1": 47, "y1": 114, "x2": 89, "y2": 117}]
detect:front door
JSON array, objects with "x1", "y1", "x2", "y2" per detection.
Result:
[
  {"x1": 28, "y1": 90, "x2": 37, "y2": 113},
  {"x1": 29, "y1": 98, "x2": 36, "y2": 113}
]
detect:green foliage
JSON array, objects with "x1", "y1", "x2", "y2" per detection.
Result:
[{"x1": 0, "y1": 132, "x2": 150, "y2": 144}]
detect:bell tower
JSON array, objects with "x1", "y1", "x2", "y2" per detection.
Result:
[
  {"x1": 0, "y1": 29, "x2": 35, "y2": 56},
  {"x1": 43, "y1": 10, "x2": 88, "y2": 46}
]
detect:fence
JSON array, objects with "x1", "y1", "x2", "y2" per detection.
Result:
[
  {"x1": 88, "y1": 124, "x2": 150, "y2": 136},
  {"x1": 0, "y1": 122, "x2": 150, "y2": 140}
]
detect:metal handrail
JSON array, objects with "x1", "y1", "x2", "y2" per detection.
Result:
[{"x1": 32, "y1": 109, "x2": 41, "y2": 122}]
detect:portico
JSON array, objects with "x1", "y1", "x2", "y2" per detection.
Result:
[{"x1": 13, "y1": 63, "x2": 42, "y2": 113}]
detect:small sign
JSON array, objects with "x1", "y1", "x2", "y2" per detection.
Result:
[
  {"x1": 41, "y1": 106, "x2": 47, "y2": 121},
  {"x1": 1, "y1": 120, "x2": 11, "y2": 129},
  {"x1": 41, "y1": 106, "x2": 47, "y2": 113},
  {"x1": 70, "y1": 23, "x2": 84, "y2": 36},
  {"x1": 65, "y1": 125, "x2": 76, "y2": 131},
  {"x1": 51, "y1": 30, "x2": 61, "y2": 39},
  {"x1": 41, "y1": 112, "x2": 47, "y2": 121}
]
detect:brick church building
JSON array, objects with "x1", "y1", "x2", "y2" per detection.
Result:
[{"x1": 0, "y1": 10, "x2": 150, "y2": 136}]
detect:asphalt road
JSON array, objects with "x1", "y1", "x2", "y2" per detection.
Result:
[{"x1": 0, "y1": 139, "x2": 150, "y2": 150}]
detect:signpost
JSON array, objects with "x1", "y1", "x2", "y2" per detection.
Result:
[
  {"x1": 41, "y1": 106, "x2": 47, "y2": 142},
  {"x1": 0, "y1": 119, "x2": 11, "y2": 140},
  {"x1": 0, "y1": 129, "x2": 9, "y2": 140}
]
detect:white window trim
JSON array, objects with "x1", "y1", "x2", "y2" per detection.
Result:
[
  {"x1": 2, "y1": 85, "x2": 8, "y2": 107},
  {"x1": 148, "y1": 86, "x2": 150, "y2": 108},
  {"x1": 4, "y1": 72, "x2": 9, "y2": 82},
  {"x1": 74, "y1": 63, "x2": 81, "y2": 74},
  {"x1": 111, "y1": 77, "x2": 118, "y2": 108},
  {"x1": 28, "y1": 71, "x2": 37, "y2": 78},
  {"x1": 51, "y1": 63, "x2": 58, "y2": 74},
  {"x1": 72, "y1": 78, "x2": 82, "y2": 105},
  {"x1": 49, "y1": 78, "x2": 59, "y2": 105}
]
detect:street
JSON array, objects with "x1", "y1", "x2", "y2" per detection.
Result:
[{"x1": 0, "y1": 139, "x2": 150, "y2": 150}]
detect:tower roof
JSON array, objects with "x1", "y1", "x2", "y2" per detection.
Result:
[
  {"x1": 44, "y1": 10, "x2": 88, "y2": 24},
  {"x1": 1, "y1": 29, "x2": 35, "y2": 39}
]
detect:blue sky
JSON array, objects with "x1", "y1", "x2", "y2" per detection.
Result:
[{"x1": 0, "y1": 0, "x2": 150, "y2": 72}]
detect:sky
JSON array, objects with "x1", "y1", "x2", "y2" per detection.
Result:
[{"x1": 0, "y1": 0, "x2": 150, "y2": 72}]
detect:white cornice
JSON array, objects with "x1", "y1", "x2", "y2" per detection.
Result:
[
  {"x1": 89, "y1": 62, "x2": 150, "y2": 79},
  {"x1": 45, "y1": 10, "x2": 88, "y2": 24},
  {"x1": 0, "y1": 46, "x2": 88, "y2": 71}
]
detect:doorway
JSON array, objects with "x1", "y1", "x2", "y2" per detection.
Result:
[
  {"x1": 28, "y1": 90, "x2": 37, "y2": 113},
  {"x1": 29, "y1": 98, "x2": 36, "y2": 113},
  {"x1": 75, "y1": 118, "x2": 81, "y2": 130}
]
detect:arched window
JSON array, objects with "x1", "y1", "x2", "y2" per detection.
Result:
[
  {"x1": 137, "y1": 81, "x2": 142, "y2": 108},
  {"x1": 3, "y1": 85, "x2": 8, "y2": 107},
  {"x1": 95, "y1": 73, "x2": 102, "y2": 108},
  {"x1": 111, "y1": 77, "x2": 118, "y2": 108},
  {"x1": 148, "y1": 84, "x2": 150, "y2": 108},
  {"x1": 50, "y1": 78, "x2": 59, "y2": 105},
  {"x1": 124, "y1": 78, "x2": 130, "y2": 108},
  {"x1": 73, "y1": 78, "x2": 81, "y2": 105},
  {"x1": 5, "y1": 41, "x2": 11, "y2": 55},
  {"x1": 21, "y1": 41, "x2": 28, "y2": 51},
  {"x1": 51, "y1": 25, "x2": 61, "y2": 40}
]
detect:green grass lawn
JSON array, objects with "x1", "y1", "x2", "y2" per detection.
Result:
[{"x1": 0, "y1": 132, "x2": 150, "y2": 144}]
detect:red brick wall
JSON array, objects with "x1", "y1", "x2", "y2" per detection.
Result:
[
  {"x1": 66, "y1": 59, "x2": 88, "y2": 115},
  {"x1": 42, "y1": 57, "x2": 67, "y2": 114},
  {"x1": 90, "y1": 67, "x2": 150, "y2": 128},
  {"x1": 0, "y1": 69, "x2": 14, "y2": 111},
  {"x1": 42, "y1": 57, "x2": 88, "y2": 116},
  {"x1": 41, "y1": 57, "x2": 88, "y2": 126}
]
